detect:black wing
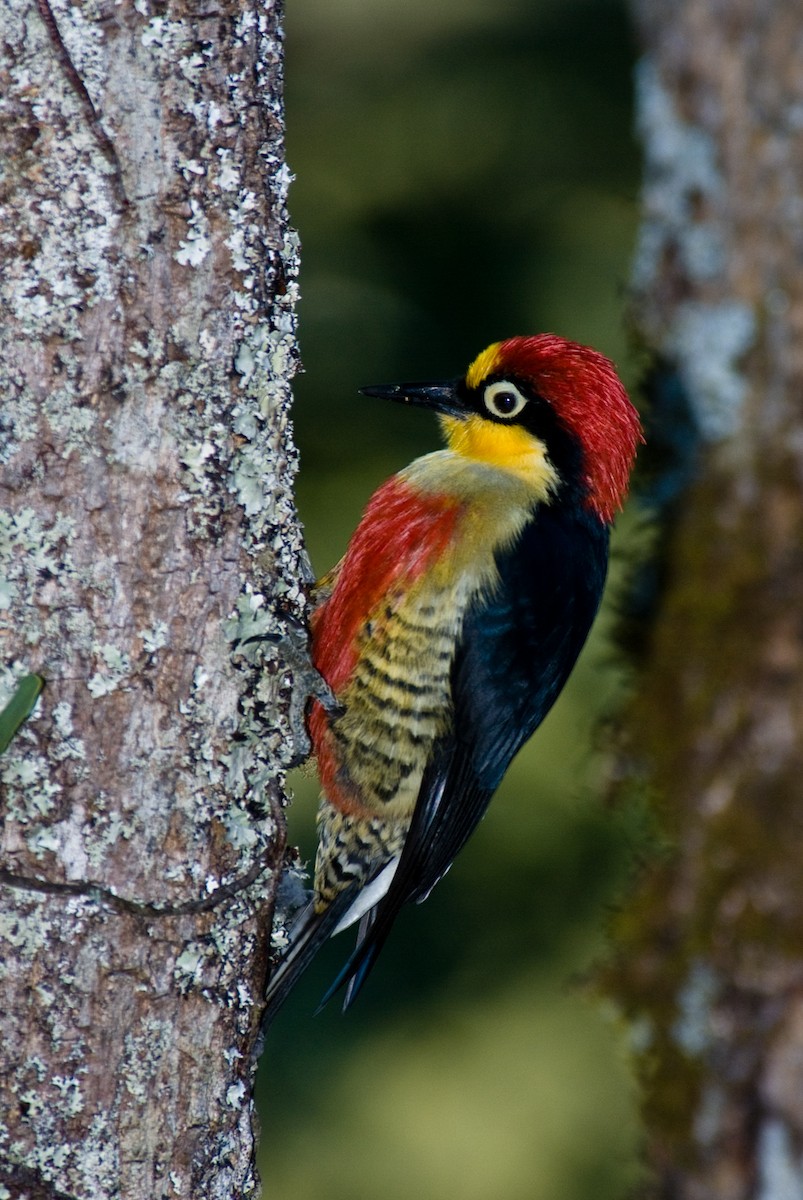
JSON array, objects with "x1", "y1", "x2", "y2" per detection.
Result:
[{"x1": 321, "y1": 503, "x2": 610, "y2": 1007}]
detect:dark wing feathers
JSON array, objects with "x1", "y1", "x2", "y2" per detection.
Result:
[
  {"x1": 323, "y1": 505, "x2": 610, "y2": 1008},
  {"x1": 455, "y1": 505, "x2": 608, "y2": 785}
]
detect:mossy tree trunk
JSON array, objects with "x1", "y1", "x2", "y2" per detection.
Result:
[
  {"x1": 0, "y1": 1, "x2": 305, "y2": 1195},
  {"x1": 613, "y1": 2, "x2": 803, "y2": 1196}
]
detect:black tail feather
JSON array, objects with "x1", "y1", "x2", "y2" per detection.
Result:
[
  {"x1": 315, "y1": 910, "x2": 393, "y2": 1014},
  {"x1": 262, "y1": 885, "x2": 358, "y2": 1030},
  {"x1": 343, "y1": 910, "x2": 377, "y2": 1010}
]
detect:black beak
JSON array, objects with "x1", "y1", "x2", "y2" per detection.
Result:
[{"x1": 359, "y1": 380, "x2": 466, "y2": 419}]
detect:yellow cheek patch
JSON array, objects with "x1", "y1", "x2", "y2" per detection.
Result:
[
  {"x1": 440, "y1": 414, "x2": 559, "y2": 497},
  {"x1": 465, "y1": 342, "x2": 503, "y2": 390}
]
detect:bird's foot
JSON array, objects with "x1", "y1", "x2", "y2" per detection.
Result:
[{"x1": 237, "y1": 610, "x2": 343, "y2": 768}]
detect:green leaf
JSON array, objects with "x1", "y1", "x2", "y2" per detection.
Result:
[{"x1": 0, "y1": 674, "x2": 45, "y2": 755}]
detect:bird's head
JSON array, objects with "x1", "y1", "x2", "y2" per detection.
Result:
[{"x1": 360, "y1": 334, "x2": 643, "y2": 523}]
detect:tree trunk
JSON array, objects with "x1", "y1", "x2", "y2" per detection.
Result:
[
  {"x1": 0, "y1": 0, "x2": 303, "y2": 1195},
  {"x1": 611, "y1": 2, "x2": 803, "y2": 1197}
]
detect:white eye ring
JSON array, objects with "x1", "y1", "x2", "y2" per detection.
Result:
[{"x1": 482, "y1": 380, "x2": 528, "y2": 421}]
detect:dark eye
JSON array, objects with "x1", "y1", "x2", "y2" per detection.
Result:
[{"x1": 482, "y1": 381, "x2": 528, "y2": 420}]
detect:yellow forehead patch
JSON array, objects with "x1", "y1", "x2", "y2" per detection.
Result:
[
  {"x1": 465, "y1": 342, "x2": 503, "y2": 390},
  {"x1": 439, "y1": 414, "x2": 558, "y2": 497}
]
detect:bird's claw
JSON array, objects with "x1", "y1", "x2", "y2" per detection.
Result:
[{"x1": 243, "y1": 611, "x2": 342, "y2": 767}]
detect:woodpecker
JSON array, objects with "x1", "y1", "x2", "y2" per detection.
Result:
[{"x1": 266, "y1": 334, "x2": 642, "y2": 1021}]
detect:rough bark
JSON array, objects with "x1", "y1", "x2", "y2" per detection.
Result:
[
  {"x1": 0, "y1": 0, "x2": 303, "y2": 1196},
  {"x1": 610, "y1": 2, "x2": 803, "y2": 1197}
]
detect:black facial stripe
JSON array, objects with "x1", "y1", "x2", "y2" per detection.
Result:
[{"x1": 464, "y1": 373, "x2": 587, "y2": 498}]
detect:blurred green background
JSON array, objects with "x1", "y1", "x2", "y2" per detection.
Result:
[{"x1": 258, "y1": 0, "x2": 646, "y2": 1195}]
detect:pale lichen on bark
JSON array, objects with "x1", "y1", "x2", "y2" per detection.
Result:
[
  {"x1": 631, "y1": 57, "x2": 756, "y2": 441},
  {"x1": 0, "y1": 0, "x2": 306, "y2": 1195}
]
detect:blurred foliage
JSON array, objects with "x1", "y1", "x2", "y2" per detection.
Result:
[{"x1": 258, "y1": 0, "x2": 647, "y2": 1196}]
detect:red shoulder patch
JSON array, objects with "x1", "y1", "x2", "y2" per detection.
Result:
[
  {"x1": 311, "y1": 475, "x2": 461, "y2": 693},
  {"x1": 307, "y1": 475, "x2": 461, "y2": 815}
]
